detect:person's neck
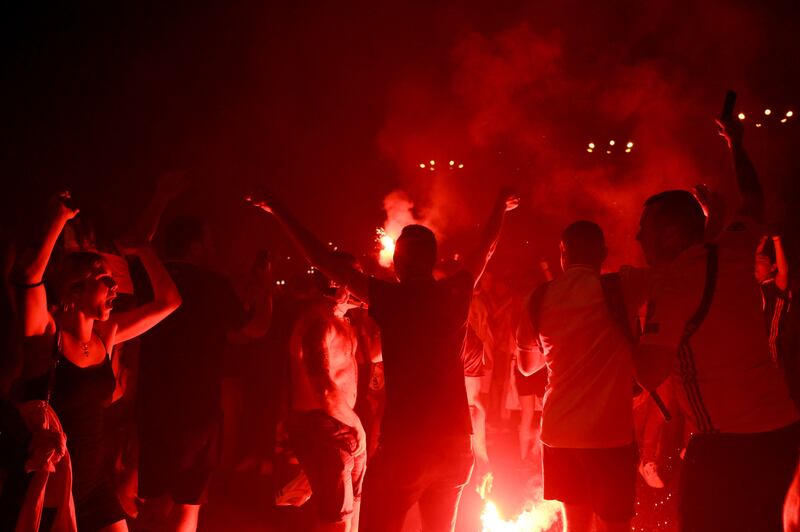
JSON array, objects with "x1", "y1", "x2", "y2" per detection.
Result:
[{"x1": 59, "y1": 310, "x2": 94, "y2": 343}]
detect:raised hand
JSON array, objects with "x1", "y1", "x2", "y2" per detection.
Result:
[
  {"x1": 497, "y1": 187, "x2": 521, "y2": 212},
  {"x1": 53, "y1": 191, "x2": 80, "y2": 221},
  {"x1": 244, "y1": 188, "x2": 277, "y2": 214},
  {"x1": 716, "y1": 116, "x2": 744, "y2": 148}
]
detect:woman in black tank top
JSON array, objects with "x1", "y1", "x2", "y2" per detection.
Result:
[{"x1": 13, "y1": 194, "x2": 182, "y2": 532}]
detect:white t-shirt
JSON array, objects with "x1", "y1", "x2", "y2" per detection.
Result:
[
  {"x1": 518, "y1": 265, "x2": 648, "y2": 449},
  {"x1": 638, "y1": 222, "x2": 799, "y2": 434}
]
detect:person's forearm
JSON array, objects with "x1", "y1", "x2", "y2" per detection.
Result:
[
  {"x1": 269, "y1": 203, "x2": 338, "y2": 279},
  {"x1": 730, "y1": 142, "x2": 764, "y2": 221},
  {"x1": 135, "y1": 246, "x2": 181, "y2": 307},
  {"x1": 18, "y1": 211, "x2": 69, "y2": 283},
  {"x1": 135, "y1": 194, "x2": 169, "y2": 243},
  {"x1": 774, "y1": 236, "x2": 789, "y2": 291},
  {"x1": 479, "y1": 203, "x2": 507, "y2": 263}
]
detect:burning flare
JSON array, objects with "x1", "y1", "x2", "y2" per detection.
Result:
[{"x1": 376, "y1": 227, "x2": 396, "y2": 268}]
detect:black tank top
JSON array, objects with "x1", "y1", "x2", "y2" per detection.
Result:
[{"x1": 23, "y1": 331, "x2": 116, "y2": 499}]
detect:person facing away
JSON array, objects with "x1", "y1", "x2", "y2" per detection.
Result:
[
  {"x1": 517, "y1": 220, "x2": 650, "y2": 532},
  {"x1": 136, "y1": 216, "x2": 268, "y2": 532},
  {"x1": 288, "y1": 261, "x2": 365, "y2": 532},
  {"x1": 635, "y1": 114, "x2": 800, "y2": 532},
  {"x1": 247, "y1": 187, "x2": 518, "y2": 532}
]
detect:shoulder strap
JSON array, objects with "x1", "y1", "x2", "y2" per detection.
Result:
[
  {"x1": 600, "y1": 272, "x2": 636, "y2": 344},
  {"x1": 683, "y1": 244, "x2": 719, "y2": 339},
  {"x1": 526, "y1": 281, "x2": 553, "y2": 339}
]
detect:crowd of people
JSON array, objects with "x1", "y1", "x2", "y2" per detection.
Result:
[{"x1": 0, "y1": 111, "x2": 798, "y2": 532}]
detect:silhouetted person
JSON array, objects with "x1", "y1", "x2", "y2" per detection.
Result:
[
  {"x1": 248, "y1": 188, "x2": 518, "y2": 532},
  {"x1": 518, "y1": 221, "x2": 651, "y2": 532}
]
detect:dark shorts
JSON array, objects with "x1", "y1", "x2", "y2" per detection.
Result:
[
  {"x1": 514, "y1": 366, "x2": 547, "y2": 397},
  {"x1": 138, "y1": 418, "x2": 221, "y2": 505},
  {"x1": 74, "y1": 481, "x2": 127, "y2": 532},
  {"x1": 287, "y1": 410, "x2": 366, "y2": 523},
  {"x1": 542, "y1": 442, "x2": 637, "y2": 523},
  {"x1": 679, "y1": 421, "x2": 800, "y2": 532},
  {"x1": 360, "y1": 435, "x2": 474, "y2": 532}
]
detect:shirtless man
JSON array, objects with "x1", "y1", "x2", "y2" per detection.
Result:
[{"x1": 288, "y1": 264, "x2": 365, "y2": 532}]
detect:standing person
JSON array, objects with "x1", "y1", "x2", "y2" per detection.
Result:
[
  {"x1": 135, "y1": 216, "x2": 271, "y2": 532},
  {"x1": 13, "y1": 193, "x2": 182, "y2": 532},
  {"x1": 463, "y1": 301, "x2": 491, "y2": 492},
  {"x1": 517, "y1": 221, "x2": 650, "y2": 532},
  {"x1": 247, "y1": 188, "x2": 519, "y2": 532},
  {"x1": 635, "y1": 115, "x2": 800, "y2": 531},
  {"x1": 287, "y1": 264, "x2": 365, "y2": 531}
]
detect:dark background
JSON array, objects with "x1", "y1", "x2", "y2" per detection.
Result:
[{"x1": 3, "y1": 0, "x2": 799, "y2": 279}]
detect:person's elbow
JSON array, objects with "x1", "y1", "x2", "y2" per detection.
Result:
[{"x1": 156, "y1": 293, "x2": 182, "y2": 315}]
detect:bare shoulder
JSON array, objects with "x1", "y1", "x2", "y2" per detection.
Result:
[{"x1": 93, "y1": 320, "x2": 119, "y2": 350}]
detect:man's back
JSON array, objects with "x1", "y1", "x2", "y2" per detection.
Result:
[
  {"x1": 641, "y1": 224, "x2": 799, "y2": 434},
  {"x1": 367, "y1": 270, "x2": 473, "y2": 443},
  {"x1": 533, "y1": 266, "x2": 635, "y2": 449}
]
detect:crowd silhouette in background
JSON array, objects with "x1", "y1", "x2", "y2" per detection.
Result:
[{"x1": 0, "y1": 110, "x2": 799, "y2": 532}]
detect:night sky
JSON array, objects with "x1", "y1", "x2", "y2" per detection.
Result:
[{"x1": 4, "y1": 1, "x2": 799, "y2": 279}]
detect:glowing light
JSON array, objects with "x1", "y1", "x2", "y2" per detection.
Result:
[
  {"x1": 626, "y1": 141, "x2": 634, "y2": 148},
  {"x1": 449, "y1": 160, "x2": 455, "y2": 166},
  {"x1": 781, "y1": 118, "x2": 788, "y2": 123},
  {"x1": 458, "y1": 163, "x2": 464, "y2": 168},
  {"x1": 419, "y1": 163, "x2": 426, "y2": 169},
  {"x1": 738, "y1": 112, "x2": 746, "y2": 120},
  {"x1": 756, "y1": 123, "x2": 762, "y2": 128},
  {"x1": 606, "y1": 150, "x2": 611, "y2": 154},
  {"x1": 587, "y1": 148, "x2": 593, "y2": 153},
  {"x1": 588, "y1": 142, "x2": 595, "y2": 149},
  {"x1": 430, "y1": 160, "x2": 436, "y2": 165},
  {"x1": 764, "y1": 109, "x2": 772, "y2": 116},
  {"x1": 787, "y1": 111, "x2": 794, "y2": 118},
  {"x1": 480, "y1": 499, "x2": 563, "y2": 532},
  {"x1": 430, "y1": 167, "x2": 435, "y2": 171},
  {"x1": 376, "y1": 228, "x2": 396, "y2": 268},
  {"x1": 625, "y1": 148, "x2": 632, "y2": 153},
  {"x1": 609, "y1": 140, "x2": 616, "y2": 146}
]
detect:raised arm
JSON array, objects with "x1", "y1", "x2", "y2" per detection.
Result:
[
  {"x1": 130, "y1": 170, "x2": 189, "y2": 243},
  {"x1": 772, "y1": 235, "x2": 789, "y2": 292},
  {"x1": 107, "y1": 244, "x2": 181, "y2": 345},
  {"x1": 13, "y1": 194, "x2": 78, "y2": 337},
  {"x1": 463, "y1": 188, "x2": 520, "y2": 286},
  {"x1": 246, "y1": 194, "x2": 370, "y2": 303},
  {"x1": 716, "y1": 117, "x2": 764, "y2": 223}
]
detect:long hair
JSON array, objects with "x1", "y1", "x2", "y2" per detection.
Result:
[{"x1": 48, "y1": 251, "x2": 106, "y2": 306}]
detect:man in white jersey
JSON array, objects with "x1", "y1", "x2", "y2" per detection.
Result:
[{"x1": 635, "y1": 115, "x2": 800, "y2": 531}]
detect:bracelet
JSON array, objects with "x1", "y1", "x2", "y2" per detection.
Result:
[{"x1": 13, "y1": 280, "x2": 44, "y2": 289}]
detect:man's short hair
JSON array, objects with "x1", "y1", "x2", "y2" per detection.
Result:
[
  {"x1": 644, "y1": 190, "x2": 706, "y2": 242},
  {"x1": 561, "y1": 220, "x2": 606, "y2": 265},
  {"x1": 395, "y1": 224, "x2": 437, "y2": 272},
  {"x1": 164, "y1": 216, "x2": 204, "y2": 259}
]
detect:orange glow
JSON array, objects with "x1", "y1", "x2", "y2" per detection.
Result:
[
  {"x1": 764, "y1": 109, "x2": 772, "y2": 116},
  {"x1": 430, "y1": 160, "x2": 436, "y2": 165},
  {"x1": 609, "y1": 140, "x2": 615, "y2": 146},
  {"x1": 756, "y1": 123, "x2": 762, "y2": 127},
  {"x1": 738, "y1": 112, "x2": 746, "y2": 120},
  {"x1": 376, "y1": 228, "x2": 396, "y2": 268},
  {"x1": 480, "y1": 499, "x2": 562, "y2": 531},
  {"x1": 458, "y1": 163, "x2": 464, "y2": 168},
  {"x1": 419, "y1": 163, "x2": 426, "y2": 168},
  {"x1": 449, "y1": 160, "x2": 455, "y2": 166},
  {"x1": 787, "y1": 111, "x2": 794, "y2": 118},
  {"x1": 626, "y1": 141, "x2": 634, "y2": 148},
  {"x1": 588, "y1": 142, "x2": 595, "y2": 149}
]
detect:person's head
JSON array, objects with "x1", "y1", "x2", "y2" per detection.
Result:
[
  {"x1": 52, "y1": 251, "x2": 118, "y2": 321},
  {"x1": 393, "y1": 224, "x2": 437, "y2": 282},
  {"x1": 638, "y1": 190, "x2": 706, "y2": 267},
  {"x1": 164, "y1": 216, "x2": 210, "y2": 263},
  {"x1": 313, "y1": 251, "x2": 360, "y2": 308},
  {"x1": 560, "y1": 220, "x2": 607, "y2": 271},
  {"x1": 755, "y1": 239, "x2": 777, "y2": 283}
]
